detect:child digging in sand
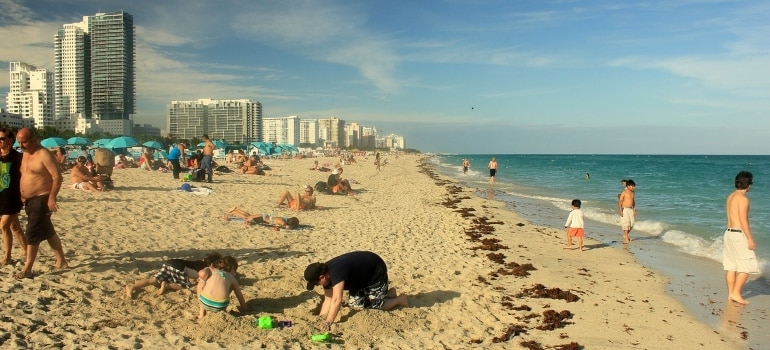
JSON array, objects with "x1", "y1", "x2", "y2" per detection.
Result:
[
  {"x1": 564, "y1": 199, "x2": 585, "y2": 251},
  {"x1": 197, "y1": 256, "x2": 246, "y2": 319},
  {"x1": 126, "y1": 252, "x2": 223, "y2": 298}
]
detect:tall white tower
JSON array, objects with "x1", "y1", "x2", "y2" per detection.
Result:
[{"x1": 6, "y1": 62, "x2": 55, "y2": 128}]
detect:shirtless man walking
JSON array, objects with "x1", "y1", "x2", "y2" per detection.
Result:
[
  {"x1": 487, "y1": 157, "x2": 497, "y2": 183},
  {"x1": 15, "y1": 128, "x2": 68, "y2": 279},
  {"x1": 201, "y1": 134, "x2": 214, "y2": 183},
  {"x1": 723, "y1": 171, "x2": 758, "y2": 305},
  {"x1": 618, "y1": 179, "x2": 636, "y2": 243}
]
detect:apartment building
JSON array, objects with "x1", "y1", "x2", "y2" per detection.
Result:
[
  {"x1": 167, "y1": 99, "x2": 262, "y2": 143},
  {"x1": 6, "y1": 62, "x2": 55, "y2": 128}
]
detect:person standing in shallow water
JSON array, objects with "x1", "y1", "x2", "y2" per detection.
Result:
[
  {"x1": 487, "y1": 157, "x2": 497, "y2": 183},
  {"x1": 723, "y1": 170, "x2": 758, "y2": 305},
  {"x1": 462, "y1": 158, "x2": 470, "y2": 175},
  {"x1": 618, "y1": 179, "x2": 636, "y2": 243}
]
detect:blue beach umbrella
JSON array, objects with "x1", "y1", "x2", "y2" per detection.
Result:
[
  {"x1": 142, "y1": 141, "x2": 163, "y2": 149},
  {"x1": 108, "y1": 136, "x2": 139, "y2": 149},
  {"x1": 155, "y1": 150, "x2": 170, "y2": 159},
  {"x1": 277, "y1": 143, "x2": 299, "y2": 153},
  {"x1": 250, "y1": 141, "x2": 275, "y2": 155},
  {"x1": 13, "y1": 140, "x2": 19, "y2": 149},
  {"x1": 40, "y1": 137, "x2": 67, "y2": 148},
  {"x1": 67, "y1": 137, "x2": 91, "y2": 146},
  {"x1": 93, "y1": 138, "x2": 112, "y2": 148}
]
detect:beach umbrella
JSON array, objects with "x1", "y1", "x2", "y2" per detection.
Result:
[
  {"x1": 142, "y1": 141, "x2": 163, "y2": 149},
  {"x1": 251, "y1": 142, "x2": 275, "y2": 155},
  {"x1": 40, "y1": 137, "x2": 67, "y2": 148},
  {"x1": 108, "y1": 136, "x2": 139, "y2": 149},
  {"x1": 155, "y1": 150, "x2": 170, "y2": 159},
  {"x1": 13, "y1": 140, "x2": 19, "y2": 149},
  {"x1": 93, "y1": 138, "x2": 112, "y2": 148},
  {"x1": 67, "y1": 137, "x2": 91, "y2": 146},
  {"x1": 283, "y1": 144, "x2": 299, "y2": 152}
]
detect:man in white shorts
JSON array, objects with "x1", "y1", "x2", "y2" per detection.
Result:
[
  {"x1": 723, "y1": 170, "x2": 758, "y2": 305},
  {"x1": 618, "y1": 179, "x2": 636, "y2": 243}
]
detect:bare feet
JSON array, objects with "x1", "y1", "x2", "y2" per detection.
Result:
[
  {"x1": 53, "y1": 261, "x2": 69, "y2": 269},
  {"x1": 14, "y1": 271, "x2": 34, "y2": 280},
  {"x1": 563, "y1": 246, "x2": 573, "y2": 250},
  {"x1": 729, "y1": 295, "x2": 750, "y2": 305},
  {"x1": 125, "y1": 285, "x2": 134, "y2": 299},
  {"x1": 156, "y1": 281, "x2": 166, "y2": 296}
]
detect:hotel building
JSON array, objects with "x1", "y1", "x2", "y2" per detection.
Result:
[
  {"x1": 167, "y1": 99, "x2": 263, "y2": 143},
  {"x1": 54, "y1": 11, "x2": 135, "y2": 134},
  {"x1": 6, "y1": 62, "x2": 55, "y2": 128},
  {"x1": 262, "y1": 116, "x2": 300, "y2": 145}
]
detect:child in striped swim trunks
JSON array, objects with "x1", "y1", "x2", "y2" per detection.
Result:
[{"x1": 197, "y1": 256, "x2": 247, "y2": 319}]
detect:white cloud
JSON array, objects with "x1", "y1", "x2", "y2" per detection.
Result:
[
  {"x1": 611, "y1": 55, "x2": 770, "y2": 97},
  {"x1": 230, "y1": 1, "x2": 402, "y2": 94},
  {"x1": 0, "y1": 0, "x2": 35, "y2": 23}
]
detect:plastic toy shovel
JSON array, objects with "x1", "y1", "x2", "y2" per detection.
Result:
[{"x1": 311, "y1": 332, "x2": 331, "y2": 342}]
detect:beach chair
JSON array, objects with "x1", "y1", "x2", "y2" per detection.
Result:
[{"x1": 93, "y1": 148, "x2": 115, "y2": 189}]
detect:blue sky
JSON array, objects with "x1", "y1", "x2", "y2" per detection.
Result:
[{"x1": 1, "y1": 0, "x2": 769, "y2": 154}]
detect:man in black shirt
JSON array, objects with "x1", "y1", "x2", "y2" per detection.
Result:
[{"x1": 304, "y1": 251, "x2": 408, "y2": 331}]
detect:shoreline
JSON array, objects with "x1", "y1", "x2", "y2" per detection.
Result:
[
  {"x1": 0, "y1": 154, "x2": 745, "y2": 348},
  {"x1": 434, "y1": 157, "x2": 765, "y2": 348}
]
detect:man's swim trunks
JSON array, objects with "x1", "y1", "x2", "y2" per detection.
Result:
[
  {"x1": 489, "y1": 169, "x2": 496, "y2": 177},
  {"x1": 620, "y1": 207, "x2": 634, "y2": 231},
  {"x1": 24, "y1": 194, "x2": 56, "y2": 245},
  {"x1": 723, "y1": 229, "x2": 759, "y2": 274},
  {"x1": 348, "y1": 276, "x2": 389, "y2": 310}
]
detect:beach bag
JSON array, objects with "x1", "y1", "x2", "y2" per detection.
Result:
[
  {"x1": 191, "y1": 169, "x2": 205, "y2": 181},
  {"x1": 314, "y1": 181, "x2": 328, "y2": 193}
]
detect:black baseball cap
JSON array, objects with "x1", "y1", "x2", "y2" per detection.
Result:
[{"x1": 304, "y1": 262, "x2": 324, "y2": 290}]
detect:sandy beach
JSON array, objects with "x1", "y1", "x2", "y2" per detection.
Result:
[{"x1": 0, "y1": 154, "x2": 745, "y2": 349}]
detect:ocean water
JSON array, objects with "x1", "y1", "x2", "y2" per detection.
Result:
[{"x1": 431, "y1": 154, "x2": 770, "y2": 276}]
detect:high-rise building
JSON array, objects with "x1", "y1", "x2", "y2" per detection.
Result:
[
  {"x1": 345, "y1": 121, "x2": 361, "y2": 148},
  {"x1": 6, "y1": 62, "x2": 55, "y2": 128},
  {"x1": 54, "y1": 22, "x2": 89, "y2": 120},
  {"x1": 54, "y1": 11, "x2": 135, "y2": 133},
  {"x1": 299, "y1": 119, "x2": 319, "y2": 146},
  {"x1": 318, "y1": 116, "x2": 345, "y2": 148},
  {"x1": 262, "y1": 116, "x2": 300, "y2": 145},
  {"x1": 89, "y1": 11, "x2": 135, "y2": 121},
  {"x1": 167, "y1": 99, "x2": 262, "y2": 143},
  {"x1": 361, "y1": 126, "x2": 375, "y2": 149}
]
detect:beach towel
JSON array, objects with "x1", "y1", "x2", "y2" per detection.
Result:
[
  {"x1": 175, "y1": 184, "x2": 213, "y2": 195},
  {"x1": 222, "y1": 216, "x2": 313, "y2": 230}
]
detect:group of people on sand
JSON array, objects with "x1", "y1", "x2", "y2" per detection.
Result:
[
  {"x1": 125, "y1": 250, "x2": 408, "y2": 329},
  {"x1": 125, "y1": 252, "x2": 246, "y2": 319},
  {"x1": 0, "y1": 128, "x2": 68, "y2": 279}
]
